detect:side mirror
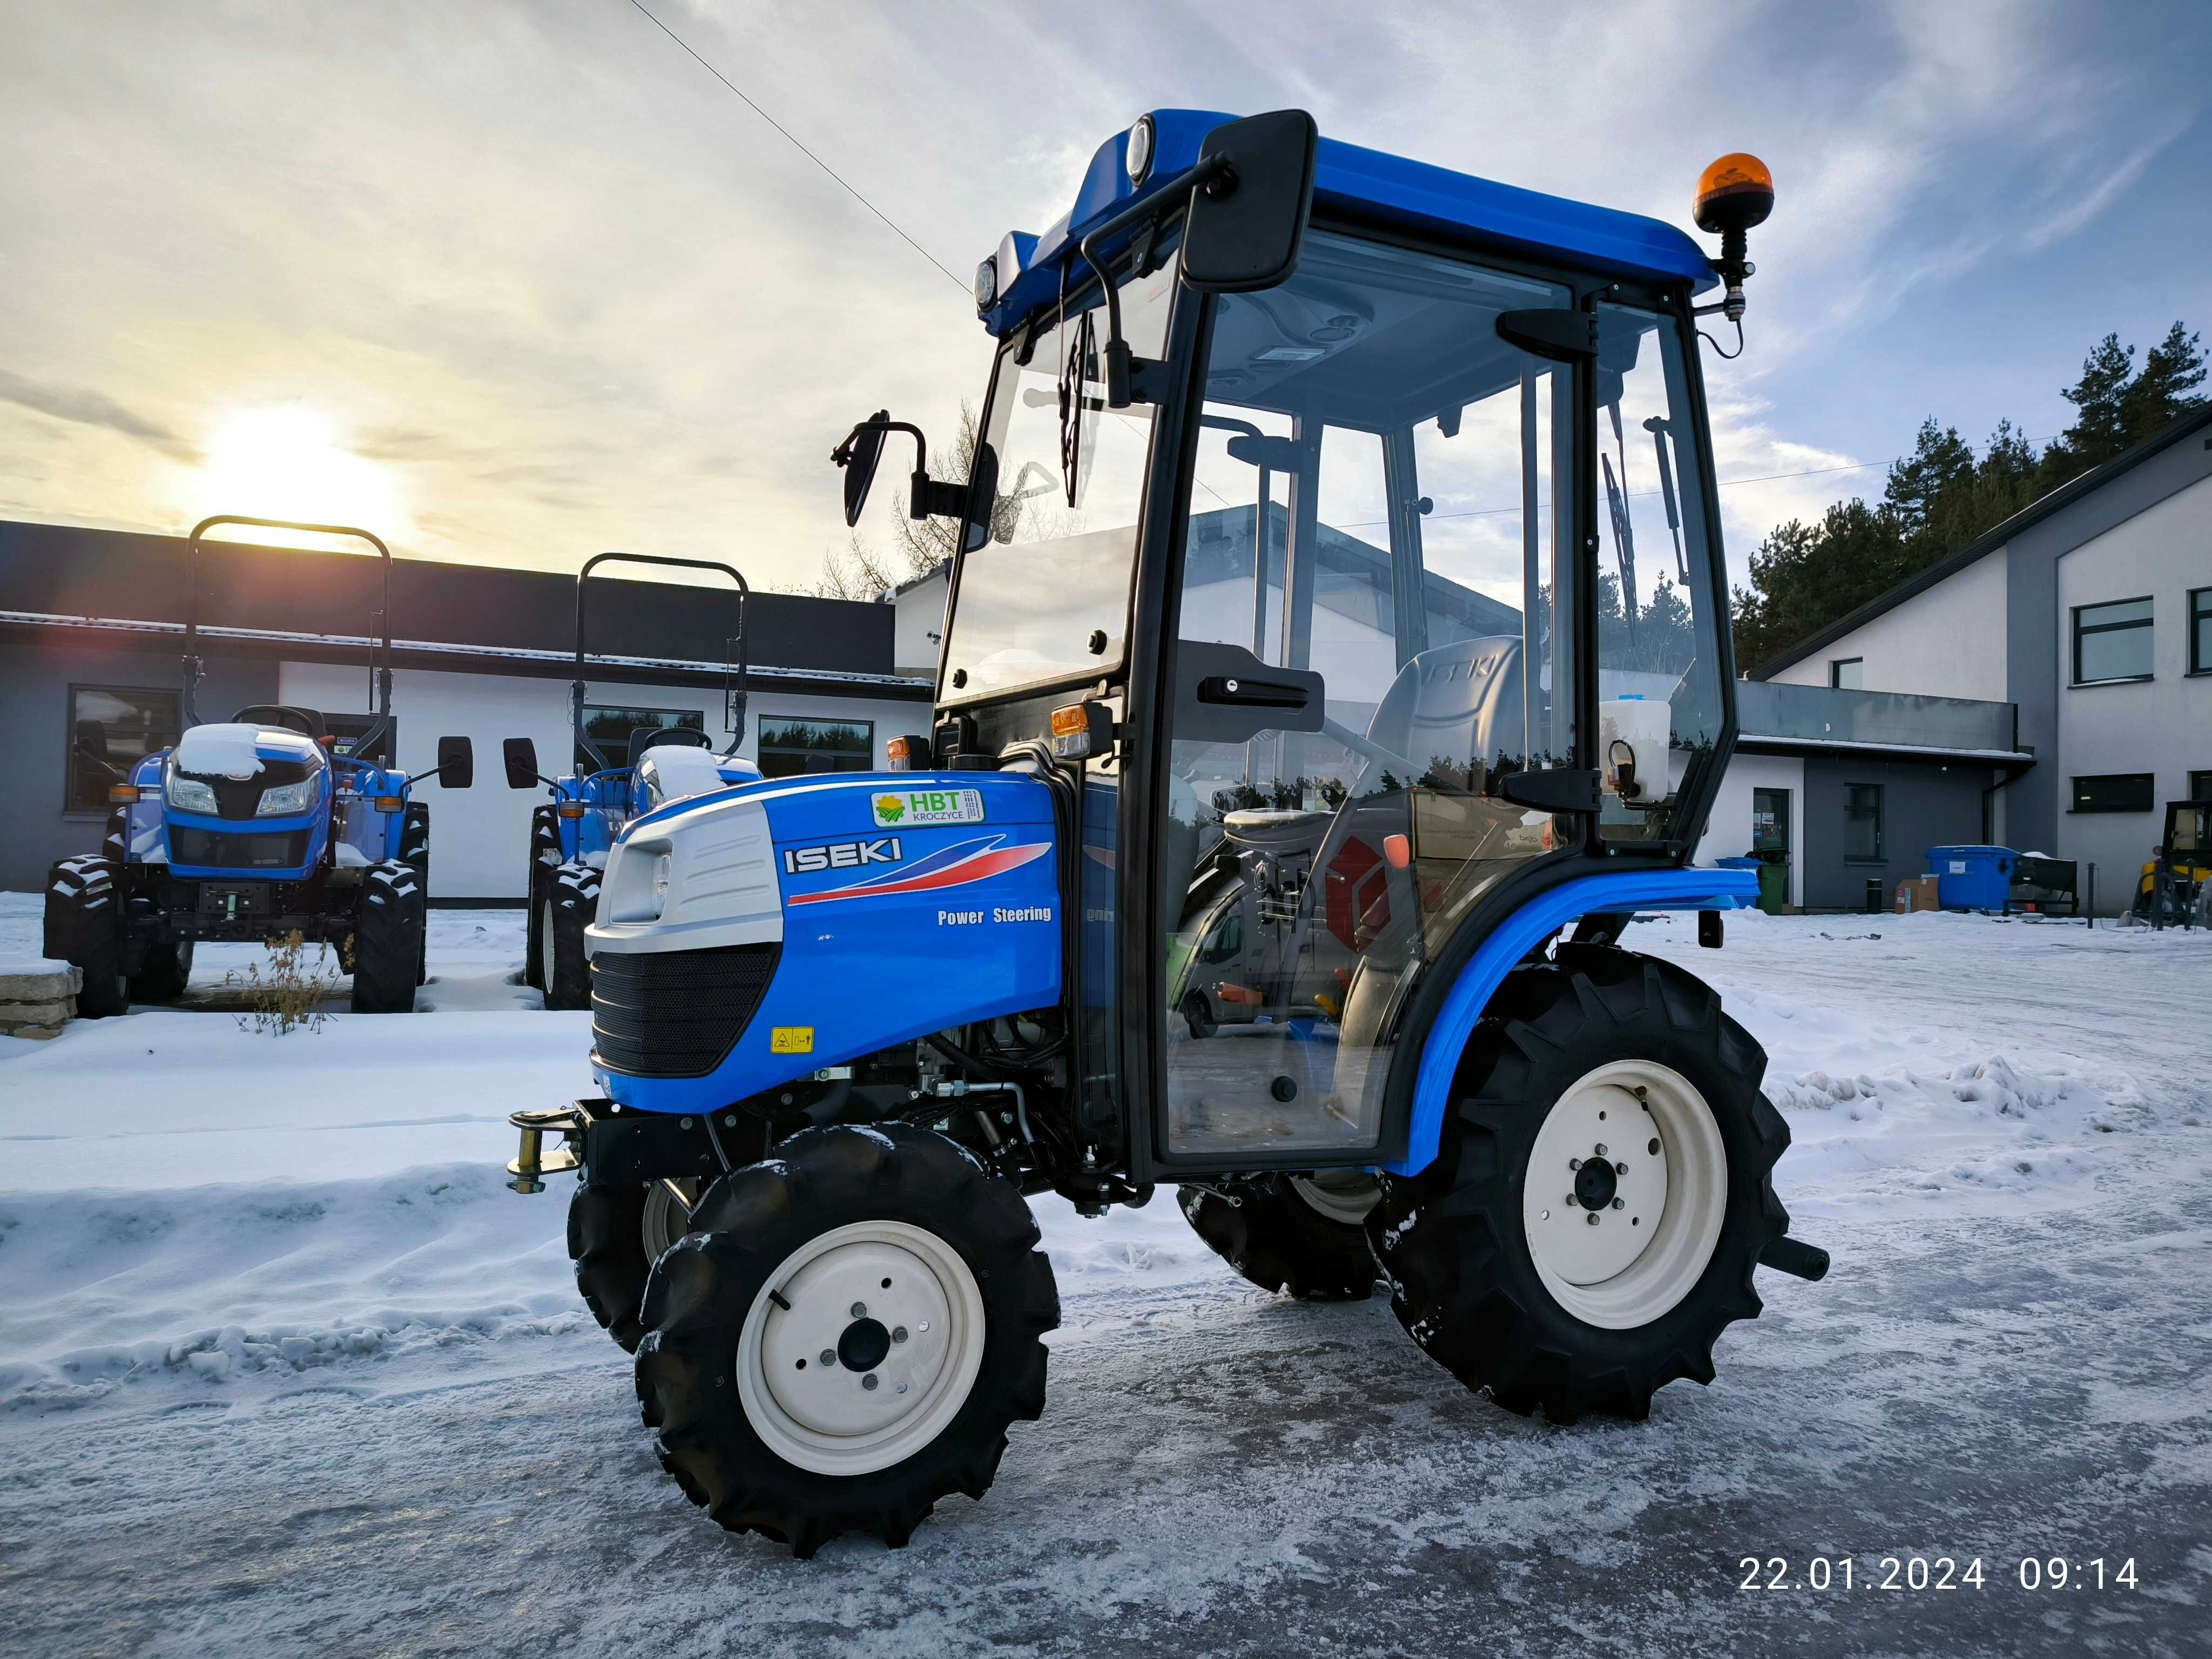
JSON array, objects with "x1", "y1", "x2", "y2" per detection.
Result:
[
  {"x1": 1182, "y1": 110, "x2": 1319, "y2": 293},
  {"x1": 836, "y1": 408, "x2": 892, "y2": 527},
  {"x1": 436, "y1": 735, "x2": 474, "y2": 790},
  {"x1": 75, "y1": 718, "x2": 111, "y2": 766},
  {"x1": 502, "y1": 737, "x2": 539, "y2": 790}
]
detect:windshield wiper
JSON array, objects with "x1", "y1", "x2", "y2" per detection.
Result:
[{"x1": 1644, "y1": 415, "x2": 1687, "y2": 584}]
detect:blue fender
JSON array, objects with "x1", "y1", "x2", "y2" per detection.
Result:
[{"x1": 1384, "y1": 866, "x2": 1759, "y2": 1179}]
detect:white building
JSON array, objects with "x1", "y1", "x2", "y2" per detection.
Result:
[{"x1": 1754, "y1": 406, "x2": 2212, "y2": 911}]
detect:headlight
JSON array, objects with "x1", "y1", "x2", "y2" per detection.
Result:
[
  {"x1": 165, "y1": 768, "x2": 217, "y2": 814},
  {"x1": 649, "y1": 853, "x2": 673, "y2": 918},
  {"x1": 256, "y1": 776, "x2": 318, "y2": 817},
  {"x1": 1125, "y1": 113, "x2": 1155, "y2": 184}
]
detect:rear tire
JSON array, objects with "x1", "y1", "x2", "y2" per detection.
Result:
[
  {"x1": 544, "y1": 862, "x2": 597, "y2": 1010},
  {"x1": 1367, "y1": 945, "x2": 1790, "y2": 1425},
  {"x1": 570, "y1": 1181, "x2": 696, "y2": 1352},
  {"x1": 350, "y1": 860, "x2": 424, "y2": 1013},
  {"x1": 1178, "y1": 1173, "x2": 1379, "y2": 1300},
  {"x1": 44, "y1": 856, "x2": 129, "y2": 1018},
  {"x1": 127, "y1": 939, "x2": 194, "y2": 1003},
  {"x1": 635, "y1": 1124, "x2": 1059, "y2": 1556},
  {"x1": 523, "y1": 806, "x2": 561, "y2": 991}
]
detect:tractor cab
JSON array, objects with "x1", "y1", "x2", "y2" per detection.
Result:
[{"x1": 843, "y1": 110, "x2": 1750, "y2": 1182}]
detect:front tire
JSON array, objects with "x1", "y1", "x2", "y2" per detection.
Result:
[
  {"x1": 350, "y1": 860, "x2": 424, "y2": 1013},
  {"x1": 636, "y1": 1124, "x2": 1059, "y2": 1556},
  {"x1": 43, "y1": 856, "x2": 128, "y2": 1018},
  {"x1": 543, "y1": 862, "x2": 597, "y2": 1010},
  {"x1": 1367, "y1": 946, "x2": 1790, "y2": 1424},
  {"x1": 1178, "y1": 1172, "x2": 1380, "y2": 1300}
]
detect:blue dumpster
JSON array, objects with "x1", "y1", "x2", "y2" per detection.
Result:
[{"x1": 1928, "y1": 845, "x2": 2015, "y2": 911}]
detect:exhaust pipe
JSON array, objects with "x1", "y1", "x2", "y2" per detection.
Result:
[{"x1": 1759, "y1": 1235, "x2": 1830, "y2": 1282}]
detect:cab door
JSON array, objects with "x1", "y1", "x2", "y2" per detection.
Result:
[{"x1": 1142, "y1": 230, "x2": 1581, "y2": 1174}]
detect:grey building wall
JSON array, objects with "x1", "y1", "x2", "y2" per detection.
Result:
[
  {"x1": 1, "y1": 642, "x2": 275, "y2": 892},
  {"x1": 1799, "y1": 756, "x2": 1994, "y2": 910},
  {"x1": 2004, "y1": 431, "x2": 2212, "y2": 855}
]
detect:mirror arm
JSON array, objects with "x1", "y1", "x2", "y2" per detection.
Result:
[
  {"x1": 1077, "y1": 154, "x2": 1231, "y2": 408},
  {"x1": 833, "y1": 418, "x2": 926, "y2": 483}
]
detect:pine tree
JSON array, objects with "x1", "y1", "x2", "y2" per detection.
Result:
[{"x1": 1732, "y1": 321, "x2": 2203, "y2": 671}]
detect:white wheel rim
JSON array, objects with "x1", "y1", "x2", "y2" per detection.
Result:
[
  {"x1": 640, "y1": 1183, "x2": 689, "y2": 1259},
  {"x1": 1521, "y1": 1060, "x2": 1727, "y2": 1331},
  {"x1": 538, "y1": 899, "x2": 557, "y2": 994},
  {"x1": 1290, "y1": 1170, "x2": 1380, "y2": 1227},
  {"x1": 736, "y1": 1220, "x2": 987, "y2": 1478}
]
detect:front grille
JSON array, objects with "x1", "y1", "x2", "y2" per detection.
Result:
[
  {"x1": 167, "y1": 826, "x2": 312, "y2": 870},
  {"x1": 590, "y1": 943, "x2": 780, "y2": 1078}
]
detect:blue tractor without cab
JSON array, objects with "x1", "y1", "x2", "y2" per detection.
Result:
[
  {"x1": 501, "y1": 552, "x2": 761, "y2": 1009},
  {"x1": 504, "y1": 117, "x2": 1828, "y2": 1556},
  {"x1": 45, "y1": 515, "x2": 475, "y2": 1016}
]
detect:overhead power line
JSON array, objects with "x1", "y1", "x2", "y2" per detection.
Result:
[{"x1": 624, "y1": 0, "x2": 967, "y2": 293}]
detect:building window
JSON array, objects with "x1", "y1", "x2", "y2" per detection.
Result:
[
  {"x1": 1842, "y1": 784, "x2": 1883, "y2": 862},
  {"x1": 578, "y1": 704, "x2": 704, "y2": 771},
  {"x1": 758, "y1": 717, "x2": 874, "y2": 779},
  {"x1": 2071, "y1": 773, "x2": 2155, "y2": 814},
  {"x1": 2190, "y1": 587, "x2": 2211, "y2": 675},
  {"x1": 2072, "y1": 596, "x2": 2154, "y2": 684},
  {"x1": 66, "y1": 685, "x2": 180, "y2": 812},
  {"x1": 1829, "y1": 657, "x2": 1863, "y2": 690},
  {"x1": 2190, "y1": 770, "x2": 2212, "y2": 801}
]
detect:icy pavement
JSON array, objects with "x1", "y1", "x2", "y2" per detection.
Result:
[{"x1": 1, "y1": 898, "x2": 2208, "y2": 1656}]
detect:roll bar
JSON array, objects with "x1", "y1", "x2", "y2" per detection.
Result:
[
  {"x1": 571, "y1": 551, "x2": 751, "y2": 774},
  {"x1": 184, "y1": 516, "x2": 394, "y2": 760}
]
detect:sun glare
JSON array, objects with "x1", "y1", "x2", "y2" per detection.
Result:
[{"x1": 188, "y1": 406, "x2": 406, "y2": 543}]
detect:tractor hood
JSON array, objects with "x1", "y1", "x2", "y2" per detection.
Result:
[{"x1": 585, "y1": 771, "x2": 1063, "y2": 1114}]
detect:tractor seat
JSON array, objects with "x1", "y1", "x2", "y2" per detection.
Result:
[
  {"x1": 1364, "y1": 634, "x2": 1525, "y2": 787},
  {"x1": 626, "y1": 725, "x2": 713, "y2": 770}
]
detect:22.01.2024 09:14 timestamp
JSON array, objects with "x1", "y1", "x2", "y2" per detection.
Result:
[{"x1": 1738, "y1": 1556, "x2": 2140, "y2": 1591}]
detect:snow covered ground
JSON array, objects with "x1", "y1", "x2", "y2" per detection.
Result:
[{"x1": 2, "y1": 894, "x2": 2208, "y2": 1656}]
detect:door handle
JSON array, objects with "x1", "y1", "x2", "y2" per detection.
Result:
[{"x1": 1197, "y1": 675, "x2": 1310, "y2": 711}]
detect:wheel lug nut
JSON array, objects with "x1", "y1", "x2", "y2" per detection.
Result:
[
  {"x1": 1586, "y1": 1212, "x2": 1600, "y2": 1226},
  {"x1": 1569, "y1": 1157, "x2": 1582, "y2": 1170},
  {"x1": 1611, "y1": 1198, "x2": 1624, "y2": 1209},
  {"x1": 892, "y1": 1326, "x2": 908, "y2": 1343},
  {"x1": 862, "y1": 1374, "x2": 879, "y2": 1391},
  {"x1": 819, "y1": 1350, "x2": 836, "y2": 1367},
  {"x1": 1615, "y1": 1161, "x2": 1628, "y2": 1175},
  {"x1": 1594, "y1": 1144, "x2": 1607, "y2": 1157},
  {"x1": 850, "y1": 1302, "x2": 867, "y2": 1318}
]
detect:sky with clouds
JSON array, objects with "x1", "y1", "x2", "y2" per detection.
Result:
[{"x1": 2, "y1": 0, "x2": 2206, "y2": 597}]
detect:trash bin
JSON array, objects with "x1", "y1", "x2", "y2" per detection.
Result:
[
  {"x1": 1756, "y1": 860, "x2": 1788, "y2": 915},
  {"x1": 1927, "y1": 845, "x2": 2015, "y2": 912}
]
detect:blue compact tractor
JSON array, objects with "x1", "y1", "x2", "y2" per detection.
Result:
[
  {"x1": 504, "y1": 117, "x2": 1829, "y2": 1556},
  {"x1": 500, "y1": 552, "x2": 760, "y2": 1010},
  {"x1": 45, "y1": 516, "x2": 474, "y2": 1015}
]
